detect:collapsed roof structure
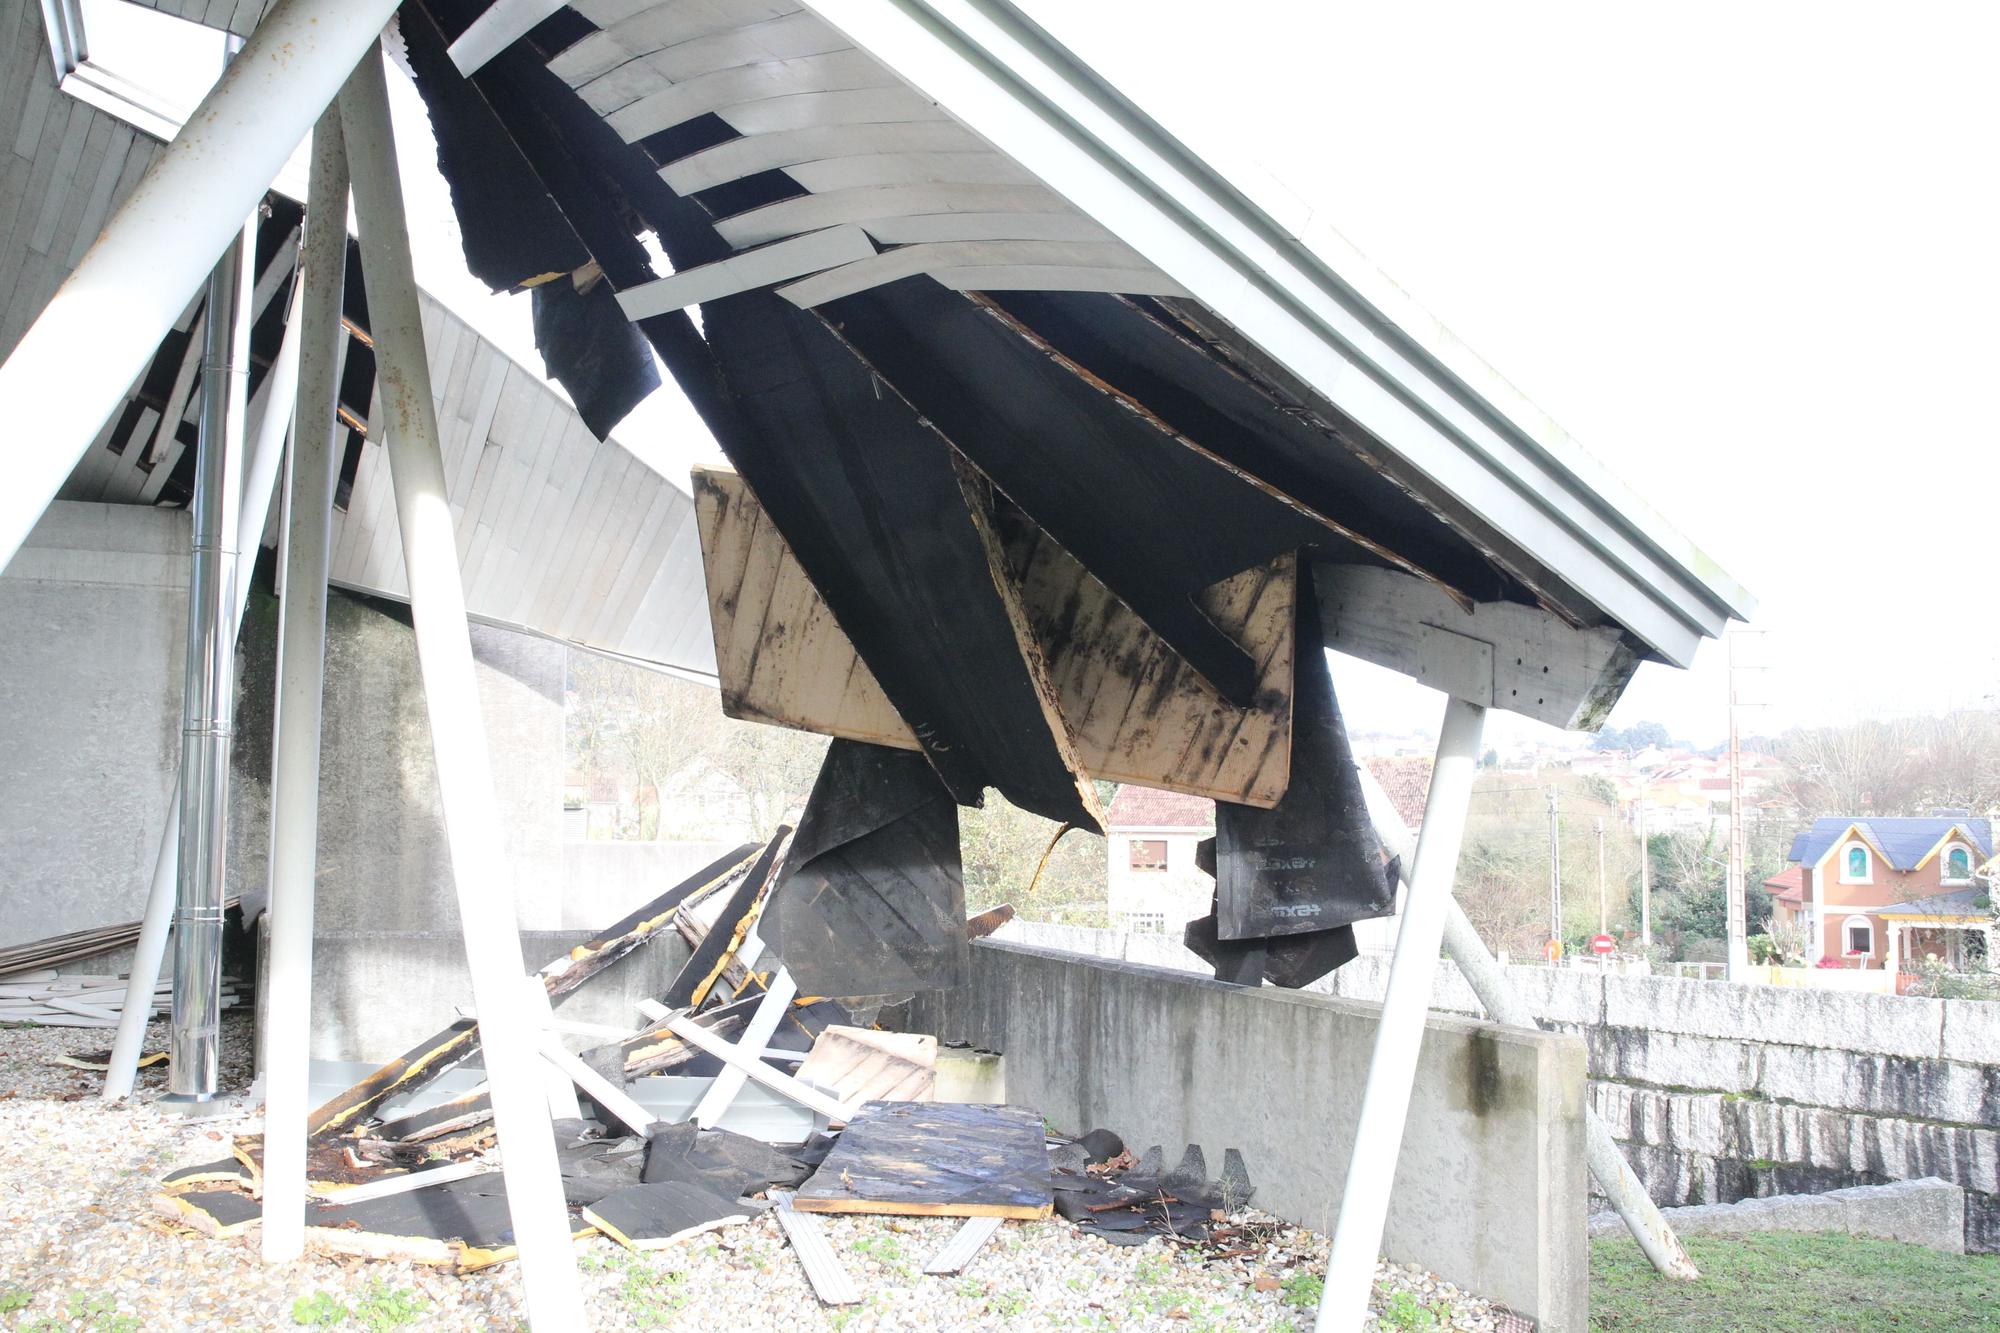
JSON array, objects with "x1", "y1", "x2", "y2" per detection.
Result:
[{"x1": 0, "y1": 0, "x2": 1749, "y2": 1326}]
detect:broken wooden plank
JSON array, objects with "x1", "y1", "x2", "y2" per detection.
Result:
[
  {"x1": 771, "y1": 1190, "x2": 862, "y2": 1306},
  {"x1": 923, "y1": 1214, "x2": 1003, "y2": 1274},
  {"x1": 541, "y1": 842, "x2": 761, "y2": 999},
  {"x1": 663, "y1": 831, "x2": 788, "y2": 1010},
  {"x1": 791, "y1": 1102, "x2": 1052, "y2": 1220},
  {"x1": 690, "y1": 288, "x2": 1102, "y2": 830},
  {"x1": 794, "y1": 1026, "x2": 936, "y2": 1108},
  {"x1": 692, "y1": 467, "x2": 1295, "y2": 806},
  {"x1": 307, "y1": 1022, "x2": 482, "y2": 1139}
]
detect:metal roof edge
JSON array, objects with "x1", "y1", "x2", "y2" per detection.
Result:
[{"x1": 806, "y1": 0, "x2": 1754, "y2": 663}]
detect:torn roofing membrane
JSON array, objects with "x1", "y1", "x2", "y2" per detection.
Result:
[{"x1": 385, "y1": 0, "x2": 1749, "y2": 820}]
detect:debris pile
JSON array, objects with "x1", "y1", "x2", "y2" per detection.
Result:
[{"x1": 138, "y1": 819, "x2": 1257, "y2": 1304}]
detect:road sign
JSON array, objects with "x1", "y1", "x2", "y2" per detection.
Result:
[
  {"x1": 1590, "y1": 933, "x2": 1616, "y2": 956},
  {"x1": 1545, "y1": 938, "x2": 1564, "y2": 963}
]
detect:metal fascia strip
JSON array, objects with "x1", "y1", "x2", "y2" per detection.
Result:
[{"x1": 800, "y1": 0, "x2": 1752, "y2": 663}]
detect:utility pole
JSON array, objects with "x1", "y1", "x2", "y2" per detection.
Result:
[
  {"x1": 1726, "y1": 630, "x2": 1748, "y2": 982},
  {"x1": 1638, "y1": 787, "x2": 1652, "y2": 949},
  {"x1": 1547, "y1": 788, "x2": 1563, "y2": 961},
  {"x1": 1596, "y1": 817, "x2": 1608, "y2": 934}
]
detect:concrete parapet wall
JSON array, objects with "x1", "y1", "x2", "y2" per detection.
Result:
[
  {"x1": 1002, "y1": 920, "x2": 2000, "y2": 1253},
  {"x1": 1586, "y1": 1178, "x2": 1967, "y2": 1254},
  {"x1": 910, "y1": 940, "x2": 1590, "y2": 1332}
]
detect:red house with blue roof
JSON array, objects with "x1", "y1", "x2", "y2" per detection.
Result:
[{"x1": 1774, "y1": 813, "x2": 1994, "y2": 971}]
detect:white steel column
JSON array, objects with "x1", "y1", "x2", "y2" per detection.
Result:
[
  {"x1": 259, "y1": 104, "x2": 349, "y2": 1265},
  {"x1": 1317, "y1": 696, "x2": 1485, "y2": 1332},
  {"x1": 1352, "y1": 762, "x2": 1698, "y2": 1281},
  {"x1": 0, "y1": 0, "x2": 403, "y2": 577},
  {"x1": 338, "y1": 48, "x2": 583, "y2": 1325}
]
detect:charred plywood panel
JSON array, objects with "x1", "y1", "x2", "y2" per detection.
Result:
[{"x1": 692, "y1": 467, "x2": 1294, "y2": 807}]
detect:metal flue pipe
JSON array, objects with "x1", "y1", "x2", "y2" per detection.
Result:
[
  {"x1": 0, "y1": 0, "x2": 405, "y2": 578},
  {"x1": 164, "y1": 224, "x2": 254, "y2": 1104},
  {"x1": 102, "y1": 270, "x2": 303, "y2": 1101}
]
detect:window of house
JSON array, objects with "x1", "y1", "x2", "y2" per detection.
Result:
[
  {"x1": 1128, "y1": 839, "x2": 1168, "y2": 872},
  {"x1": 1843, "y1": 916, "x2": 1874, "y2": 957},
  {"x1": 1842, "y1": 844, "x2": 1871, "y2": 883},
  {"x1": 1944, "y1": 845, "x2": 1973, "y2": 883},
  {"x1": 1126, "y1": 912, "x2": 1166, "y2": 934}
]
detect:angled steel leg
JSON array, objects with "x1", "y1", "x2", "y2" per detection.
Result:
[
  {"x1": 339, "y1": 47, "x2": 582, "y2": 1327},
  {"x1": 1317, "y1": 696, "x2": 1485, "y2": 1331}
]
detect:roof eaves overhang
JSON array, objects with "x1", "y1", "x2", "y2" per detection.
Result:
[{"x1": 804, "y1": 0, "x2": 1755, "y2": 668}]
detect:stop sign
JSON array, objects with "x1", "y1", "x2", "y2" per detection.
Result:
[{"x1": 1590, "y1": 933, "x2": 1616, "y2": 956}]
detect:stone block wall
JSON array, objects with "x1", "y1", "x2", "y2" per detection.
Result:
[{"x1": 1319, "y1": 959, "x2": 2000, "y2": 1253}]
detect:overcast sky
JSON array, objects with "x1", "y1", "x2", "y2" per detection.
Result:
[
  {"x1": 97, "y1": 0, "x2": 1998, "y2": 752},
  {"x1": 1010, "y1": 0, "x2": 2000, "y2": 750}
]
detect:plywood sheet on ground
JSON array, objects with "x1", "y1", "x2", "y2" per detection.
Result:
[
  {"x1": 694, "y1": 468, "x2": 1293, "y2": 806},
  {"x1": 790, "y1": 1101, "x2": 1051, "y2": 1219}
]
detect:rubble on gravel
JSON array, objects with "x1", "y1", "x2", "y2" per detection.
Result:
[{"x1": 0, "y1": 1015, "x2": 1509, "y2": 1331}]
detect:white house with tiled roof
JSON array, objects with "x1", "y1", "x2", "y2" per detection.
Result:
[{"x1": 1104, "y1": 786, "x2": 1215, "y2": 934}]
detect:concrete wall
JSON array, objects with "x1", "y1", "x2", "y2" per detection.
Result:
[
  {"x1": 910, "y1": 940, "x2": 1590, "y2": 1332},
  {"x1": 999, "y1": 920, "x2": 2000, "y2": 1254},
  {"x1": 0, "y1": 516, "x2": 718, "y2": 1059},
  {"x1": 0, "y1": 503, "x2": 188, "y2": 946}
]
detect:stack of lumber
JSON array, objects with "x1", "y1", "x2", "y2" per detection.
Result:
[{"x1": 0, "y1": 972, "x2": 241, "y2": 1028}]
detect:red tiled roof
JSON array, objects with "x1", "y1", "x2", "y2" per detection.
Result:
[
  {"x1": 1365, "y1": 756, "x2": 1433, "y2": 832},
  {"x1": 1105, "y1": 785, "x2": 1215, "y2": 830},
  {"x1": 1764, "y1": 865, "x2": 1805, "y2": 904}
]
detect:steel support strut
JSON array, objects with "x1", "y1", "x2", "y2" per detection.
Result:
[
  {"x1": 258, "y1": 102, "x2": 350, "y2": 1264},
  {"x1": 0, "y1": 0, "x2": 404, "y2": 577},
  {"x1": 1351, "y1": 761, "x2": 1699, "y2": 1282},
  {"x1": 1317, "y1": 696, "x2": 1485, "y2": 1330},
  {"x1": 337, "y1": 46, "x2": 584, "y2": 1327}
]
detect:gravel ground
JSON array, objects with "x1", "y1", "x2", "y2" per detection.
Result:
[{"x1": 0, "y1": 1014, "x2": 1510, "y2": 1332}]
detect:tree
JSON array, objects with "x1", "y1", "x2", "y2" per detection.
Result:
[
  {"x1": 1451, "y1": 773, "x2": 1642, "y2": 955},
  {"x1": 960, "y1": 782, "x2": 1114, "y2": 923}
]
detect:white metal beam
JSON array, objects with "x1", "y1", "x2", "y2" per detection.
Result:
[
  {"x1": 338, "y1": 48, "x2": 584, "y2": 1326},
  {"x1": 1317, "y1": 695, "x2": 1485, "y2": 1331},
  {"x1": 0, "y1": 0, "x2": 403, "y2": 577},
  {"x1": 259, "y1": 104, "x2": 348, "y2": 1265}
]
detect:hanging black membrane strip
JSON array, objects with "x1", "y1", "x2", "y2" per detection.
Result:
[
  {"x1": 822, "y1": 277, "x2": 1338, "y2": 707},
  {"x1": 760, "y1": 739, "x2": 970, "y2": 997},
  {"x1": 697, "y1": 290, "x2": 1100, "y2": 830},
  {"x1": 396, "y1": 5, "x2": 589, "y2": 292},
  {"x1": 1214, "y1": 562, "x2": 1399, "y2": 940},
  {"x1": 1183, "y1": 908, "x2": 1358, "y2": 989},
  {"x1": 528, "y1": 275, "x2": 662, "y2": 440}
]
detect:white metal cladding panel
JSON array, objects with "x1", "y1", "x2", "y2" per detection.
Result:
[{"x1": 323, "y1": 297, "x2": 716, "y2": 677}]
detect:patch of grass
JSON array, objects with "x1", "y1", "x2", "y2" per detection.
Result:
[
  {"x1": 849, "y1": 1232, "x2": 914, "y2": 1281},
  {"x1": 991, "y1": 1288, "x2": 1029, "y2": 1318},
  {"x1": 1271, "y1": 1320, "x2": 1300, "y2": 1333},
  {"x1": 597, "y1": 1251, "x2": 689, "y2": 1330},
  {"x1": 1591, "y1": 1232, "x2": 2000, "y2": 1330},
  {"x1": 352, "y1": 1284, "x2": 428, "y2": 1331},
  {"x1": 292, "y1": 1291, "x2": 352, "y2": 1326},
  {"x1": 1377, "y1": 1289, "x2": 1443, "y2": 1330},
  {"x1": 1281, "y1": 1271, "x2": 1323, "y2": 1309},
  {"x1": 0, "y1": 1289, "x2": 32, "y2": 1315}
]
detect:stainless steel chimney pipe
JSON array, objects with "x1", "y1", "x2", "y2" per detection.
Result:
[{"x1": 164, "y1": 224, "x2": 254, "y2": 1103}]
